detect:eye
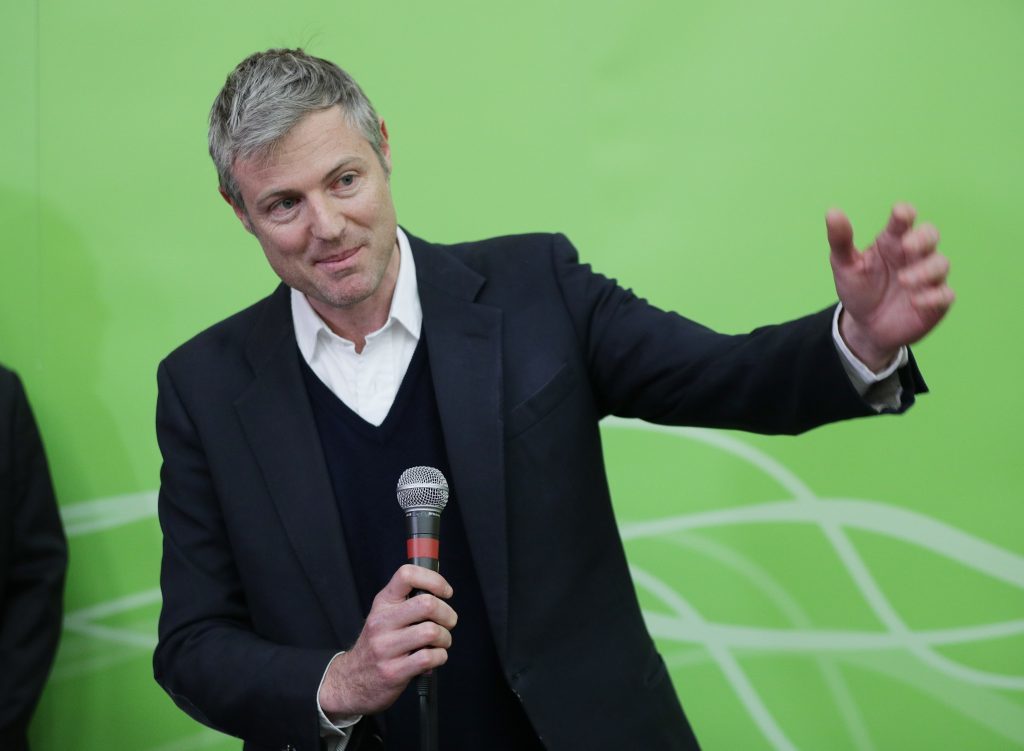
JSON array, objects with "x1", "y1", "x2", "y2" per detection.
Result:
[
  {"x1": 269, "y1": 196, "x2": 299, "y2": 215},
  {"x1": 335, "y1": 172, "x2": 358, "y2": 189}
]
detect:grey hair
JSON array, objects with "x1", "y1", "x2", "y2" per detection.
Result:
[{"x1": 209, "y1": 48, "x2": 385, "y2": 209}]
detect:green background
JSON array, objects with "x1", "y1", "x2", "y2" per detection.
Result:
[{"x1": 2, "y1": 0, "x2": 1022, "y2": 748}]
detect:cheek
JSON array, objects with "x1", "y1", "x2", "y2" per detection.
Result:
[
  {"x1": 352, "y1": 186, "x2": 396, "y2": 226},
  {"x1": 261, "y1": 226, "x2": 307, "y2": 257}
]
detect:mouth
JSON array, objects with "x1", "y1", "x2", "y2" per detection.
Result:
[{"x1": 315, "y1": 245, "x2": 363, "y2": 270}]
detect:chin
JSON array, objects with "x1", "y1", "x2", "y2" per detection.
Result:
[{"x1": 320, "y1": 285, "x2": 376, "y2": 310}]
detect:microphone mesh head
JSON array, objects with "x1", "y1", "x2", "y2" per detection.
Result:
[{"x1": 396, "y1": 466, "x2": 449, "y2": 512}]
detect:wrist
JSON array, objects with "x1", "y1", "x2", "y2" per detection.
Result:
[
  {"x1": 838, "y1": 309, "x2": 898, "y2": 372},
  {"x1": 318, "y1": 652, "x2": 355, "y2": 716}
]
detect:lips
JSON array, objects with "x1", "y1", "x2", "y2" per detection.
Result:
[{"x1": 315, "y1": 245, "x2": 362, "y2": 269}]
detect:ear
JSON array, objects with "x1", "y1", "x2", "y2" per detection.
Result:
[
  {"x1": 379, "y1": 119, "x2": 393, "y2": 175},
  {"x1": 220, "y1": 188, "x2": 255, "y2": 235}
]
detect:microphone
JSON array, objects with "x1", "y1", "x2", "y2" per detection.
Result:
[
  {"x1": 396, "y1": 466, "x2": 449, "y2": 751},
  {"x1": 397, "y1": 466, "x2": 449, "y2": 575}
]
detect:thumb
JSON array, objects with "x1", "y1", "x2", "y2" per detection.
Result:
[{"x1": 825, "y1": 208, "x2": 858, "y2": 266}]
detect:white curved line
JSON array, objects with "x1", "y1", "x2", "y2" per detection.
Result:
[
  {"x1": 631, "y1": 565, "x2": 800, "y2": 751},
  {"x1": 61, "y1": 491, "x2": 158, "y2": 537},
  {"x1": 59, "y1": 425, "x2": 1024, "y2": 744},
  {"x1": 63, "y1": 588, "x2": 162, "y2": 649},
  {"x1": 815, "y1": 519, "x2": 1021, "y2": 689},
  {"x1": 619, "y1": 498, "x2": 1024, "y2": 589},
  {"x1": 604, "y1": 424, "x2": 1024, "y2": 587},
  {"x1": 62, "y1": 621, "x2": 156, "y2": 649},
  {"x1": 665, "y1": 533, "x2": 875, "y2": 750},
  {"x1": 64, "y1": 588, "x2": 162, "y2": 624},
  {"x1": 605, "y1": 419, "x2": 1024, "y2": 693},
  {"x1": 51, "y1": 643, "x2": 152, "y2": 683},
  {"x1": 839, "y1": 651, "x2": 1024, "y2": 745},
  {"x1": 642, "y1": 615, "x2": 1024, "y2": 651},
  {"x1": 602, "y1": 417, "x2": 815, "y2": 500},
  {"x1": 658, "y1": 646, "x2": 1024, "y2": 747}
]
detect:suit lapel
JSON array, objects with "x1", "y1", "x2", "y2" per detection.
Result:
[
  {"x1": 411, "y1": 235, "x2": 510, "y2": 657},
  {"x1": 234, "y1": 285, "x2": 364, "y2": 644}
]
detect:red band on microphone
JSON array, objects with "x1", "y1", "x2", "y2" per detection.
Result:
[{"x1": 407, "y1": 538, "x2": 439, "y2": 560}]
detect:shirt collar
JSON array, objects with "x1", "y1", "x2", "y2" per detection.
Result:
[{"x1": 291, "y1": 227, "x2": 422, "y2": 361}]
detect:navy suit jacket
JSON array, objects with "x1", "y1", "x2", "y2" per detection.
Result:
[{"x1": 154, "y1": 232, "x2": 924, "y2": 750}]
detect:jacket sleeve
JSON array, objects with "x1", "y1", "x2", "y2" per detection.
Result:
[
  {"x1": 0, "y1": 369, "x2": 67, "y2": 747},
  {"x1": 153, "y1": 359, "x2": 336, "y2": 751},
  {"x1": 547, "y1": 233, "x2": 926, "y2": 434}
]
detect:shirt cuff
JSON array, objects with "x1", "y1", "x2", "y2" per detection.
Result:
[
  {"x1": 831, "y1": 304, "x2": 907, "y2": 411},
  {"x1": 317, "y1": 652, "x2": 362, "y2": 749}
]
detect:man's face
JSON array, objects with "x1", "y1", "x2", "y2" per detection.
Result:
[{"x1": 229, "y1": 106, "x2": 398, "y2": 329}]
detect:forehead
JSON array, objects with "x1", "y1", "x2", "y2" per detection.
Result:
[{"x1": 233, "y1": 107, "x2": 373, "y2": 196}]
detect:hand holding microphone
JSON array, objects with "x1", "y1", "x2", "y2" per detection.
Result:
[
  {"x1": 397, "y1": 466, "x2": 448, "y2": 751},
  {"x1": 316, "y1": 467, "x2": 456, "y2": 719}
]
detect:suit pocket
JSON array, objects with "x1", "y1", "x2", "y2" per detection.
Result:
[{"x1": 505, "y1": 363, "x2": 576, "y2": 438}]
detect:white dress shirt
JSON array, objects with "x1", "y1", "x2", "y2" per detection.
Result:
[
  {"x1": 294, "y1": 228, "x2": 906, "y2": 750},
  {"x1": 292, "y1": 228, "x2": 422, "y2": 427}
]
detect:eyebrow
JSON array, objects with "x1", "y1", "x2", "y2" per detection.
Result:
[{"x1": 255, "y1": 157, "x2": 365, "y2": 207}]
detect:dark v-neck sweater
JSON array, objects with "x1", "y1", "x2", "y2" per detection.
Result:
[{"x1": 300, "y1": 339, "x2": 542, "y2": 750}]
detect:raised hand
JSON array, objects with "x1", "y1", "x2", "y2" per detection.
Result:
[
  {"x1": 318, "y1": 564, "x2": 457, "y2": 717},
  {"x1": 826, "y1": 203, "x2": 954, "y2": 371}
]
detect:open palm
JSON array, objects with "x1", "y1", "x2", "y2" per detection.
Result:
[{"x1": 827, "y1": 204, "x2": 953, "y2": 369}]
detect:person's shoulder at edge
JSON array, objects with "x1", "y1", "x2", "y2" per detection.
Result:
[{"x1": 0, "y1": 362, "x2": 17, "y2": 392}]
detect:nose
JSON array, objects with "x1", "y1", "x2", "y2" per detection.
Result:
[{"x1": 309, "y1": 195, "x2": 346, "y2": 242}]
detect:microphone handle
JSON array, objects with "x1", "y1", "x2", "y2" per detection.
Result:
[
  {"x1": 404, "y1": 511, "x2": 441, "y2": 751},
  {"x1": 406, "y1": 510, "x2": 441, "y2": 595}
]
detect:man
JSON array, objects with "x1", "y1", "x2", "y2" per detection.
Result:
[
  {"x1": 0, "y1": 365, "x2": 67, "y2": 751},
  {"x1": 154, "y1": 49, "x2": 952, "y2": 751}
]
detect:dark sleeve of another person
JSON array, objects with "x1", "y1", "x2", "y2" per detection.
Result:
[{"x1": 0, "y1": 366, "x2": 68, "y2": 750}]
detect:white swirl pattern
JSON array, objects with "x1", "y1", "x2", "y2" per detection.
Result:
[
  {"x1": 55, "y1": 421, "x2": 1024, "y2": 749},
  {"x1": 607, "y1": 417, "x2": 1024, "y2": 749}
]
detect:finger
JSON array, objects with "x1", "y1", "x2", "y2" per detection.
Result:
[
  {"x1": 402, "y1": 621, "x2": 454, "y2": 653},
  {"x1": 361, "y1": 600, "x2": 457, "y2": 667},
  {"x1": 379, "y1": 564, "x2": 453, "y2": 603},
  {"x1": 901, "y1": 223, "x2": 940, "y2": 259},
  {"x1": 403, "y1": 646, "x2": 449, "y2": 675},
  {"x1": 406, "y1": 591, "x2": 458, "y2": 629},
  {"x1": 884, "y1": 202, "x2": 917, "y2": 238},
  {"x1": 366, "y1": 592, "x2": 458, "y2": 641},
  {"x1": 911, "y1": 285, "x2": 955, "y2": 315},
  {"x1": 376, "y1": 647, "x2": 449, "y2": 691},
  {"x1": 899, "y1": 252, "x2": 950, "y2": 289},
  {"x1": 378, "y1": 590, "x2": 458, "y2": 631},
  {"x1": 411, "y1": 620, "x2": 453, "y2": 649},
  {"x1": 825, "y1": 208, "x2": 858, "y2": 266},
  {"x1": 375, "y1": 620, "x2": 453, "y2": 659}
]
